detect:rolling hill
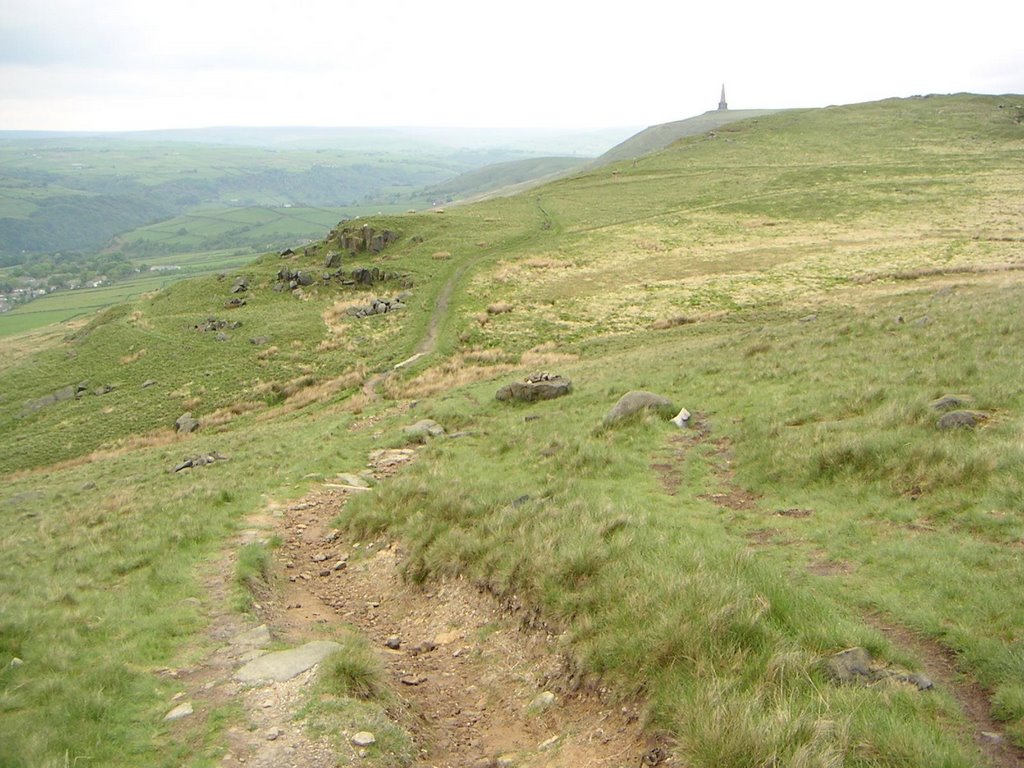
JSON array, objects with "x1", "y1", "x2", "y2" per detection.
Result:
[
  {"x1": 593, "y1": 108, "x2": 784, "y2": 165},
  {"x1": 1, "y1": 94, "x2": 1023, "y2": 768}
]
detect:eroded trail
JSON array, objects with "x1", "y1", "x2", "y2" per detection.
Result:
[
  {"x1": 259, "y1": 461, "x2": 653, "y2": 767},
  {"x1": 362, "y1": 264, "x2": 468, "y2": 398}
]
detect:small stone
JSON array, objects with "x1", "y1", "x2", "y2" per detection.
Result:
[
  {"x1": 385, "y1": 636, "x2": 402, "y2": 650},
  {"x1": 331, "y1": 560, "x2": 348, "y2": 572},
  {"x1": 538, "y1": 735, "x2": 560, "y2": 751},
  {"x1": 265, "y1": 727, "x2": 282, "y2": 741},
  {"x1": 163, "y1": 702, "x2": 194, "y2": 721},
  {"x1": 8, "y1": 657, "x2": 24, "y2": 669},
  {"x1": 528, "y1": 691, "x2": 556, "y2": 711},
  {"x1": 496, "y1": 756, "x2": 517, "y2": 768},
  {"x1": 351, "y1": 731, "x2": 376, "y2": 747},
  {"x1": 821, "y1": 647, "x2": 873, "y2": 684},
  {"x1": 670, "y1": 407, "x2": 691, "y2": 429},
  {"x1": 335, "y1": 473, "x2": 370, "y2": 488},
  {"x1": 400, "y1": 674, "x2": 426, "y2": 686},
  {"x1": 319, "y1": 569, "x2": 331, "y2": 577}
]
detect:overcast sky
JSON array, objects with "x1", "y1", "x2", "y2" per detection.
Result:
[{"x1": 1, "y1": 0, "x2": 1022, "y2": 132}]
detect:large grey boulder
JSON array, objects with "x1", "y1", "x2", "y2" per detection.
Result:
[
  {"x1": 603, "y1": 391, "x2": 676, "y2": 425},
  {"x1": 936, "y1": 410, "x2": 985, "y2": 430},
  {"x1": 402, "y1": 419, "x2": 445, "y2": 439},
  {"x1": 175, "y1": 412, "x2": 200, "y2": 434},
  {"x1": 496, "y1": 373, "x2": 572, "y2": 403}
]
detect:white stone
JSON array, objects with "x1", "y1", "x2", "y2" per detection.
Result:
[
  {"x1": 163, "y1": 702, "x2": 193, "y2": 721},
  {"x1": 528, "y1": 691, "x2": 556, "y2": 711},
  {"x1": 538, "y1": 735, "x2": 560, "y2": 751},
  {"x1": 351, "y1": 731, "x2": 376, "y2": 747},
  {"x1": 671, "y1": 407, "x2": 691, "y2": 428}
]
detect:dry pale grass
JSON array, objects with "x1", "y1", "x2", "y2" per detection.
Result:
[
  {"x1": 385, "y1": 354, "x2": 516, "y2": 399},
  {"x1": 4, "y1": 429, "x2": 186, "y2": 480},
  {"x1": 256, "y1": 345, "x2": 280, "y2": 360},
  {"x1": 519, "y1": 342, "x2": 579, "y2": 368},
  {"x1": 432, "y1": 251, "x2": 452, "y2": 260},
  {"x1": 119, "y1": 348, "x2": 147, "y2": 365},
  {"x1": 283, "y1": 367, "x2": 365, "y2": 410},
  {"x1": 201, "y1": 400, "x2": 267, "y2": 428},
  {"x1": 0, "y1": 323, "x2": 77, "y2": 366},
  {"x1": 651, "y1": 316, "x2": 698, "y2": 330},
  {"x1": 251, "y1": 367, "x2": 367, "y2": 420},
  {"x1": 462, "y1": 347, "x2": 514, "y2": 364},
  {"x1": 493, "y1": 255, "x2": 567, "y2": 283}
]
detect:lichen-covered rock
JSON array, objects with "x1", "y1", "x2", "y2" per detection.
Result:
[
  {"x1": 929, "y1": 394, "x2": 971, "y2": 411},
  {"x1": 603, "y1": 391, "x2": 676, "y2": 425},
  {"x1": 496, "y1": 373, "x2": 572, "y2": 403},
  {"x1": 936, "y1": 410, "x2": 986, "y2": 430},
  {"x1": 175, "y1": 412, "x2": 199, "y2": 434}
]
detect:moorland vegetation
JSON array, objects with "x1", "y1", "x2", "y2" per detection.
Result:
[{"x1": 1, "y1": 94, "x2": 1023, "y2": 767}]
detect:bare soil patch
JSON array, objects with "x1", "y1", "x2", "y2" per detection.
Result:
[{"x1": 264, "y1": 480, "x2": 656, "y2": 767}]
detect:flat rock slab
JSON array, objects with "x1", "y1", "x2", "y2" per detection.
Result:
[
  {"x1": 235, "y1": 640, "x2": 341, "y2": 684},
  {"x1": 231, "y1": 624, "x2": 272, "y2": 648}
]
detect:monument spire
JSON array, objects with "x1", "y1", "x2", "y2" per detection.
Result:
[{"x1": 718, "y1": 84, "x2": 728, "y2": 111}]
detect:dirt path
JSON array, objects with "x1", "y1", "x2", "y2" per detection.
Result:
[
  {"x1": 173, "y1": 448, "x2": 657, "y2": 768},
  {"x1": 362, "y1": 265, "x2": 467, "y2": 398},
  {"x1": 257, "y1": 447, "x2": 654, "y2": 767}
]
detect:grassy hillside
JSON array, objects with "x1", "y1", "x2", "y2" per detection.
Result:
[
  {"x1": 592, "y1": 108, "x2": 784, "y2": 166},
  {"x1": 414, "y1": 156, "x2": 587, "y2": 203},
  {"x1": 2, "y1": 94, "x2": 1023, "y2": 767}
]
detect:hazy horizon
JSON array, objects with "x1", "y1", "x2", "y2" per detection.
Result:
[{"x1": 2, "y1": 0, "x2": 1022, "y2": 133}]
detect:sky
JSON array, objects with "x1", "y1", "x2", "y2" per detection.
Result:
[{"x1": 1, "y1": 0, "x2": 1022, "y2": 132}]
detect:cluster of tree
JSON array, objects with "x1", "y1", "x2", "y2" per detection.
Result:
[{"x1": 5, "y1": 251, "x2": 137, "y2": 291}]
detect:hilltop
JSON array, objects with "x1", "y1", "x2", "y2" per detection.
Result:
[
  {"x1": 1, "y1": 94, "x2": 1023, "y2": 768},
  {"x1": 592, "y1": 108, "x2": 784, "y2": 165}
]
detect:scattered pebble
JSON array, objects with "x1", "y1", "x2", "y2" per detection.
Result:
[
  {"x1": 351, "y1": 731, "x2": 376, "y2": 747},
  {"x1": 400, "y1": 674, "x2": 427, "y2": 686},
  {"x1": 265, "y1": 726, "x2": 282, "y2": 741},
  {"x1": 385, "y1": 636, "x2": 402, "y2": 650},
  {"x1": 163, "y1": 702, "x2": 193, "y2": 721},
  {"x1": 538, "y1": 735, "x2": 560, "y2": 751},
  {"x1": 528, "y1": 691, "x2": 556, "y2": 711}
]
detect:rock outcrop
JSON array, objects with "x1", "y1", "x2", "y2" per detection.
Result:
[
  {"x1": 331, "y1": 224, "x2": 398, "y2": 255},
  {"x1": 496, "y1": 372, "x2": 572, "y2": 403}
]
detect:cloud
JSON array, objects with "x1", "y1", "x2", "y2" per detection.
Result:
[{"x1": 1, "y1": 0, "x2": 1022, "y2": 130}]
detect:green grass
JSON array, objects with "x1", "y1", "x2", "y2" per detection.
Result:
[{"x1": 2, "y1": 94, "x2": 1023, "y2": 767}]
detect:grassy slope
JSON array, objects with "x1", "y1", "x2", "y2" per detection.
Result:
[
  {"x1": 414, "y1": 156, "x2": 587, "y2": 202},
  {"x1": 1, "y1": 94, "x2": 1023, "y2": 767},
  {"x1": 592, "y1": 108, "x2": 785, "y2": 166}
]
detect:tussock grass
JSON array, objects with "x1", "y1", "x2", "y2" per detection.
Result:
[
  {"x1": 317, "y1": 635, "x2": 388, "y2": 701},
  {"x1": 3, "y1": 94, "x2": 1024, "y2": 766},
  {"x1": 235, "y1": 542, "x2": 274, "y2": 611}
]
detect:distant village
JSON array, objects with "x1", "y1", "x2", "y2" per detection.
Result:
[
  {"x1": 0, "y1": 275, "x2": 110, "y2": 313},
  {"x1": 0, "y1": 268, "x2": 186, "y2": 313}
]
